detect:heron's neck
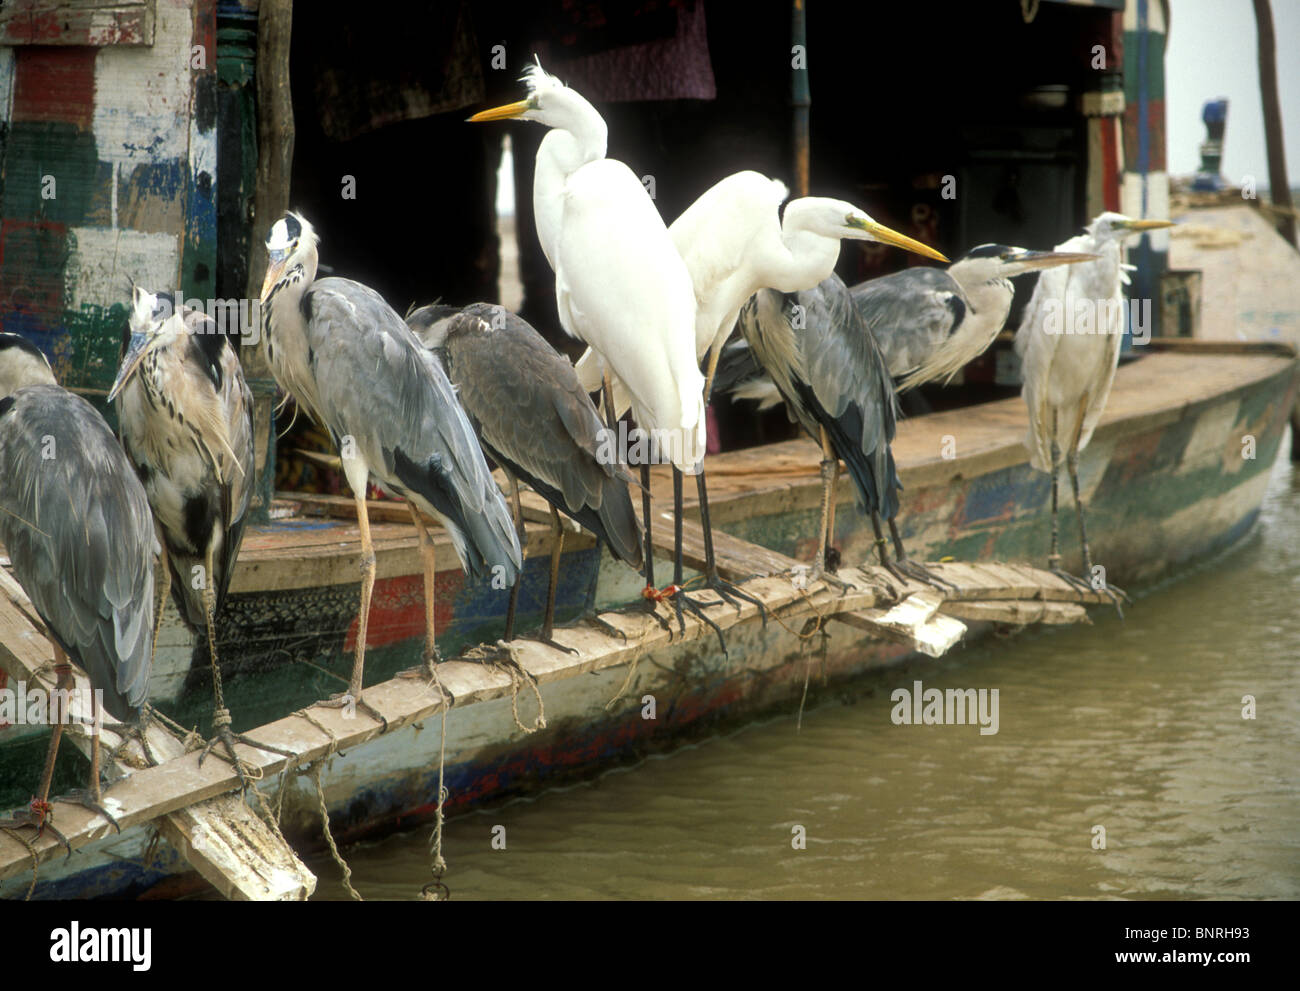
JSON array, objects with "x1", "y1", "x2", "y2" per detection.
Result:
[
  {"x1": 260, "y1": 251, "x2": 318, "y2": 406},
  {"x1": 953, "y1": 270, "x2": 1014, "y2": 323},
  {"x1": 542, "y1": 115, "x2": 606, "y2": 179},
  {"x1": 766, "y1": 227, "x2": 840, "y2": 293}
]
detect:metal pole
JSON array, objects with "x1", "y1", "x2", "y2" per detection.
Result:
[{"x1": 791, "y1": 0, "x2": 810, "y2": 198}]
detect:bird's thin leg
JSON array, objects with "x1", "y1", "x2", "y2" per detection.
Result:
[
  {"x1": 532, "y1": 504, "x2": 577, "y2": 655},
  {"x1": 886, "y1": 517, "x2": 957, "y2": 594},
  {"x1": 1068, "y1": 446, "x2": 1126, "y2": 615},
  {"x1": 668, "y1": 467, "x2": 727, "y2": 654},
  {"x1": 317, "y1": 489, "x2": 387, "y2": 730},
  {"x1": 1045, "y1": 416, "x2": 1094, "y2": 598},
  {"x1": 198, "y1": 545, "x2": 296, "y2": 786},
  {"x1": 602, "y1": 371, "x2": 618, "y2": 433},
  {"x1": 869, "y1": 511, "x2": 906, "y2": 600},
  {"x1": 694, "y1": 467, "x2": 767, "y2": 623},
  {"x1": 0, "y1": 652, "x2": 73, "y2": 854},
  {"x1": 399, "y1": 505, "x2": 454, "y2": 684},
  {"x1": 57, "y1": 675, "x2": 121, "y2": 834},
  {"x1": 502, "y1": 474, "x2": 525, "y2": 645},
  {"x1": 808, "y1": 427, "x2": 851, "y2": 592},
  {"x1": 636, "y1": 461, "x2": 670, "y2": 634}
]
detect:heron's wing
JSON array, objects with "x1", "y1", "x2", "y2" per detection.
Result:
[
  {"x1": 0, "y1": 387, "x2": 155, "y2": 722},
  {"x1": 214, "y1": 336, "x2": 254, "y2": 608},
  {"x1": 441, "y1": 306, "x2": 641, "y2": 568},
  {"x1": 304, "y1": 278, "x2": 521, "y2": 581},
  {"x1": 798, "y1": 274, "x2": 901, "y2": 518},
  {"x1": 851, "y1": 268, "x2": 966, "y2": 380},
  {"x1": 713, "y1": 338, "x2": 784, "y2": 412}
]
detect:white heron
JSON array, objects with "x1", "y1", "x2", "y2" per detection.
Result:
[
  {"x1": 1014, "y1": 211, "x2": 1172, "y2": 607},
  {"x1": 469, "y1": 62, "x2": 717, "y2": 641}
]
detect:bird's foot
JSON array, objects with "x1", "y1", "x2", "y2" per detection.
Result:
[
  {"x1": 638, "y1": 586, "x2": 677, "y2": 635},
  {"x1": 397, "y1": 645, "x2": 443, "y2": 682},
  {"x1": 670, "y1": 588, "x2": 728, "y2": 656},
  {"x1": 0, "y1": 799, "x2": 71, "y2": 859},
  {"x1": 803, "y1": 562, "x2": 854, "y2": 595},
  {"x1": 585, "y1": 611, "x2": 630, "y2": 643},
  {"x1": 529, "y1": 633, "x2": 579, "y2": 656},
  {"x1": 103, "y1": 715, "x2": 162, "y2": 768},
  {"x1": 1050, "y1": 566, "x2": 1126, "y2": 618},
  {"x1": 316, "y1": 692, "x2": 389, "y2": 734},
  {"x1": 893, "y1": 558, "x2": 958, "y2": 596},
  {"x1": 198, "y1": 720, "x2": 297, "y2": 793},
  {"x1": 55, "y1": 789, "x2": 121, "y2": 835},
  {"x1": 700, "y1": 570, "x2": 767, "y2": 627}
]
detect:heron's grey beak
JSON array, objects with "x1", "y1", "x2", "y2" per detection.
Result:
[
  {"x1": 108, "y1": 332, "x2": 148, "y2": 402},
  {"x1": 1003, "y1": 250, "x2": 1100, "y2": 276},
  {"x1": 850, "y1": 217, "x2": 949, "y2": 263},
  {"x1": 1116, "y1": 218, "x2": 1175, "y2": 233},
  {"x1": 260, "y1": 254, "x2": 288, "y2": 302},
  {"x1": 468, "y1": 99, "x2": 532, "y2": 122}
]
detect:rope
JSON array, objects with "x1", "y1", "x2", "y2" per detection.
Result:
[
  {"x1": 0, "y1": 826, "x2": 40, "y2": 901},
  {"x1": 291, "y1": 707, "x2": 361, "y2": 900},
  {"x1": 604, "y1": 655, "x2": 640, "y2": 710},
  {"x1": 420, "y1": 664, "x2": 452, "y2": 902},
  {"x1": 310, "y1": 761, "x2": 362, "y2": 901}
]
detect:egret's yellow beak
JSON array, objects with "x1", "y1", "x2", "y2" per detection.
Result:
[
  {"x1": 468, "y1": 99, "x2": 532, "y2": 123},
  {"x1": 850, "y1": 217, "x2": 949, "y2": 263},
  {"x1": 260, "y1": 254, "x2": 288, "y2": 303},
  {"x1": 1116, "y1": 218, "x2": 1175, "y2": 232}
]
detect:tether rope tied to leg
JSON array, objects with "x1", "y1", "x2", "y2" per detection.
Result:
[
  {"x1": 310, "y1": 760, "x2": 362, "y2": 901},
  {"x1": 420, "y1": 663, "x2": 452, "y2": 902},
  {"x1": 1, "y1": 824, "x2": 40, "y2": 901},
  {"x1": 470, "y1": 641, "x2": 545, "y2": 733},
  {"x1": 208, "y1": 707, "x2": 264, "y2": 783},
  {"x1": 291, "y1": 706, "x2": 362, "y2": 901}
]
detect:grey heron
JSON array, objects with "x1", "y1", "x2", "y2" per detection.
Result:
[
  {"x1": 407, "y1": 302, "x2": 642, "y2": 652},
  {"x1": 0, "y1": 333, "x2": 157, "y2": 846},
  {"x1": 855, "y1": 244, "x2": 1098, "y2": 389},
  {"x1": 1015, "y1": 211, "x2": 1172, "y2": 608},
  {"x1": 258, "y1": 213, "x2": 522, "y2": 723},
  {"x1": 108, "y1": 286, "x2": 291, "y2": 785},
  {"x1": 735, "y1": 274, "x2": 931, "y2": 591},
  {"x1": 469, "y1": 63, "x2": 713, "y2": 642},
  {"x1": 573, "y1": 170, "x2": 948, "y2": 609}
]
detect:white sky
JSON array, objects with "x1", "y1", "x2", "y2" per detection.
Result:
[{"x1": 1166, "y1": 0, "x2": 1300, "y2": 188}]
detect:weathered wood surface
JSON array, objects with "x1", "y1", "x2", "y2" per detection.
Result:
[
  {"x1": 0, "y1": 513, "x2": 1112, "y2": 886},
  {"x1": 0, "y1": 0, "x2": 155, "y2": 47},
  {"x1": 0, "y1": 583, "x2": 316, "y2": 900}
]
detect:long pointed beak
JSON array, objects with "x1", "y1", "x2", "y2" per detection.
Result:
[
  {"x1": 260, "y1": 256, "x2": 287, "y2": 302},
  {"x1": 1003, "y1": 250, "x2": 1100, "y2": 276},
  {"x1": 853, "y1": 218, "x2": 949, "y2": 263},
  {"x1": 108, "y1": 333, "x2": 148, "y2": 402},
  {"x1": 468, "y1": 99, "x2": 531, "y2": 123},
  {"x1": 1117, "y1": 219, "x2": 1175, "y2": 232}
]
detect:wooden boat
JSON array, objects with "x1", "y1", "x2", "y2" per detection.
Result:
[{"x1": 2, "y1": 338, "x2": 1295, "y2": 900}]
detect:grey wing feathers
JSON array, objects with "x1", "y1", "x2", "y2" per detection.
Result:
[
  {"x1": 851, "y1": 268, "x2": 966, "y2": 378},
  {"x1": 216, "y1": 337, "x2": 254, "y2": 607},
  {"x1": 306, "y1": 279, "x2": 521, "y2": 582},
  {"x1": 0, "y1": 386, "x2": 155, "y2": 722},
  {"x1": 440, "y1": 306, "x2": 642, "y2": 569}
]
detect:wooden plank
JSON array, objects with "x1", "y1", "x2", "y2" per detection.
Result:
[
  {"x1": 0, "y1": 586, "x2": 316, "y2": 900},
  {"x1": 835, "y1": 590, "x2": 967, "y2": 658},
  {"x1": 939, "y1": 599, "x2": 1089, "y2": 625}
]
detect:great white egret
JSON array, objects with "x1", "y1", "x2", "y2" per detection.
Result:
[
  {"x1": 469, "y1": 63, "x2": 718, "y2": 642},
  {"x1": 0, "y1": 334, "x2": 157, "y2": 846},
  {"x1": 575, "y1": 169, "x2": 948, "y2": 604},
  {"x1": 1015, "y1": 211, "x2": 1172, "y2": 608},
  {"x1": 259, "y1": 212, "x2": 521, "y2": 724}
]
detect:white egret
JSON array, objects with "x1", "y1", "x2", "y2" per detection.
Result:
[{"x1": 1015, "y1": 211, "x2": 1172, "y2": 608}]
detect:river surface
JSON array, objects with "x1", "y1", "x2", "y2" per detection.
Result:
[{"x1": 309, "y1": 448, "x2": 1300, "y2": 900}]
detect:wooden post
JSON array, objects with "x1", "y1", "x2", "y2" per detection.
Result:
[
  {"x1": 1251, "y1": 0, "x2": 1297, "y2": 249},
  {"x1": 245, "y1": 0, "x2": 295, "y2": 522}
]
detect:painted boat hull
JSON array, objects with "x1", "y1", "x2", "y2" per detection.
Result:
[{"x1": 2, "y1": 350, "x2": 1296, "y2": 898}]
